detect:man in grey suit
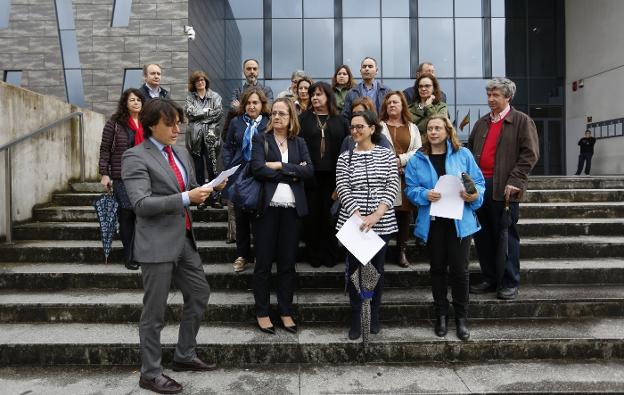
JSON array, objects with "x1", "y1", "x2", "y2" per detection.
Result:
[{"x1": 122, "y1": 99, "x2": 225, "y2": 394}]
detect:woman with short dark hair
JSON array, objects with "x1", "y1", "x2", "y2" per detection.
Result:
[
  {"x1": 185, "y1": 70, "x2": 224, "y2": 207},
  {"x1": 335, "y1": 110, "x2": 399, "y2": 340},
  {"x1": 222, "y1": 87, "x2": 270, "y2": 273},
  {"x1": 98, "y1": 88, "x2": 145, "y2": 270},
  {"x1": 299, "y1": 81, "x2": 349, "y2": 267},
  {"x1": 408, "y1": 73, "x2": 448, "y2": 133}
]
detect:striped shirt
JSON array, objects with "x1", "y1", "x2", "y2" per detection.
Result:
[{"x1": 335, "y1": 145, "x2": 399, "y2": 235}]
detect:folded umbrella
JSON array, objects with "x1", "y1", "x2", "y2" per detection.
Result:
[
  {"x1": 350, "y1": 263, "x2": 380, "y2": 347},
  {"x1": 495, "y1": 198, "x2": 512, "y2": 290},
  {"x1": 93, "y1": 192, "x2": 118, "y2": 263}
]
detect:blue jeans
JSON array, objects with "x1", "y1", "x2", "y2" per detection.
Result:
[{"x1": 473, "y1": 178, "x2": 521, "y2": 289}]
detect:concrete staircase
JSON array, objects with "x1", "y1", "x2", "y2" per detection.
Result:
[{"x1": 1, "y1": 176, "x2": 624, "y2": 368}]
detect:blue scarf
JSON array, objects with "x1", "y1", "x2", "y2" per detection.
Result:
[{"x1": 242, "y1": 114, "x2": 262, "y2": 162}]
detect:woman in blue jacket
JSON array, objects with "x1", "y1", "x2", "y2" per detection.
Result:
[{"x1": 405, "y1": 116, "x2": 485, "y2": 341}]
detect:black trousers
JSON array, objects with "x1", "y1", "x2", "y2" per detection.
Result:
[
  {"x1": 234, "y1": 206, "x2": 255, "y2": 261},
  {"x1": 347, "y1": 234, "x2": 390, "y2": 313},
  {"x1": 253, "y1": 206, "x2": 301, "y2": 317},
  {"x1": 576, "y1": 153, "x2": 593, "y2": 175},
  {"x1": 193, "y1": 143, "x2": 221, "y2": 203},
  {"x1": 303, "y1": 171, "x2": 338, "y2": 266},
  {"x1": 118, "y1": 208, "x2": 136, "y2": 264},
  {"x1": 427, "y1": 218, "x2": 471, "y2": 318}
]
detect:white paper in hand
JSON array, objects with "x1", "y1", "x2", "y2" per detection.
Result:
[
  {"x1": 203, "y1": 164, "x2": 241, "y2": 188},
  {"x1": 336, "y1": 214, "x2": 386, "y2": 265},
  {"x1": 430, "y1": 174, "x2": 464, "y2": 220}
]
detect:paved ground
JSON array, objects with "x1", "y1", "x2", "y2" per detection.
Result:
[{"x1": 2, "y1": 361, "x2": 624, "y2": 394}]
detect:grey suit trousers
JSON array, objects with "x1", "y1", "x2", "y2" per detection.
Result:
[{"x1": 139, "y1": 236, "x2": 210, "y2": 379}]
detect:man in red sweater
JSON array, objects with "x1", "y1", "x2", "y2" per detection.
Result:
[{"x1": 467, "y1": 78, "x2": 539, "y2": 300}]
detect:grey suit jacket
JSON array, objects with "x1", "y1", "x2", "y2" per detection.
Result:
[{"x1": 122, "y1": 139, "x2": 200, "y2": 263}]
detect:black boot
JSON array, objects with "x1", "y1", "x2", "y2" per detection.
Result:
[
  {"x1": 434, "y1": 315, "x2": 448, "y2": 337},
  {"x1": 456, "y1": 317, "x2": 470, "y2": 341},
  {"x1": 348, "y1": 309, "x2": 361, "y2": 340}
]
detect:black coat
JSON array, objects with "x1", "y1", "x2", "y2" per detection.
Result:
[{"x1": 250, "y1": 132, "x2": 314, "y2": 217}]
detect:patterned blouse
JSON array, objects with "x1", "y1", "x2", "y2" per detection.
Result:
[{"x1": 335, "y1": 145, "x2": 399, "y2": 235}]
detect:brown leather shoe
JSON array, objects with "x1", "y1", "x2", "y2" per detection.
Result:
[
  {"x1": 172, "y1": 357, "x2": 217, "y2": 372},
  {"x1": 397, "y1": 246, "x2": 410, "y2": 268},
  {"x1": 139, "y1": 373, "x2": 183, "y2": 394}
]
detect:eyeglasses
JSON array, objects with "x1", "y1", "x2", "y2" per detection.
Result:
[
  {"x1": 349, "y1": 124, "x2": 369, "y2": 131},
  {"x1": 418, "y1": 84, "x2": 433, "y2": 89},
  {"x1": 271, "y1": 111, "x2": 289, "y2": 118}
]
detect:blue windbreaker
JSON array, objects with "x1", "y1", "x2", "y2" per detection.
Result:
[{"x1": 404, "y1": 140, "x2": 485, "y2": 242}]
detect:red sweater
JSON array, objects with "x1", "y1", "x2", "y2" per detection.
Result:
[{"x1": 479, "y1": 119, "x2": 504, "y2": 178}]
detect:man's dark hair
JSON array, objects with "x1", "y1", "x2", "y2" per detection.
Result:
[
  {"x1": 112, "y1": 88, "x2": 144, "y2": 124},
  {"x1": 140, "y1": 99, "x2": 184, "y2": 138}
]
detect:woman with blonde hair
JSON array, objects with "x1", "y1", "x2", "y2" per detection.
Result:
[
  {"x1": 251, "y1": 98, "x2": 314, "y2": 334},
  {"x1": 405, "y1": 116, "x2": 484, "y2": 341}
]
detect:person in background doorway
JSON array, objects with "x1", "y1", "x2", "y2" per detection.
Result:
[{"x1": 575, "y1": 129, "x2": 596, "y2": 175}]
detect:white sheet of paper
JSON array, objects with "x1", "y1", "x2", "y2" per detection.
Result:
[
  {"x1": 203, "y1": 164, "x2": 241, "y2": 188},
  {"x1": 430, "y1": 174, "x2": 464, "y2": 220},
  {"x1": 336, "y1": 214, "x2": 386, "y2": 265}
]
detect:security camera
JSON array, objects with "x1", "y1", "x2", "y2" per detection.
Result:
[{"x1": 184, "y1": 25, "x2": 196, "y2": 41}]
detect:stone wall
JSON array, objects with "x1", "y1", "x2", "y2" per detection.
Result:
[
  {"x1": 0, "y1": 0, "x2": 189, "y2": 116},
  {"x1": 0, "y1": 81, "x2": 106, "y2": 239}
]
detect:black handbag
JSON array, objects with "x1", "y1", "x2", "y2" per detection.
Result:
[{"x1": 231, "y1": 137, "x2": 269, "y2": 215}]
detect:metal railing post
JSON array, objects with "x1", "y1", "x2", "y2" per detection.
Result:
[
  {"x1": 79, "y1": 112, "x2": 85, "y2": 182},
  {"x1": 4, "y1": 148, "x2": 13, "y2": 244}
]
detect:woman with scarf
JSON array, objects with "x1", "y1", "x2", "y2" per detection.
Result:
[
  {"x1": 185, "y1": 70, "x2": 224, "y2": 207},
  {"x1": 98, "y1": 88, "x2": 145, "y2": 270},
  {"x1": 222, "y1": 87, "x2": 270, "y2": 273}
]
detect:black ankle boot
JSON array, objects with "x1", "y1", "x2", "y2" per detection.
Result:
[
  {"x1": 434, "y1": 315, "x2": 448, "y2": 337},
  {"x1": 348, "y1": 310, "x2": 361, "y2": 340},
  {"x1": 456, "y1": 318, "x2": 470, "y2": 341}
]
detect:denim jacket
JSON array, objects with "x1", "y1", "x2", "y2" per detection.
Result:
[{"x1": 404, "y1": 140, "x2": 485, "y2": 242}]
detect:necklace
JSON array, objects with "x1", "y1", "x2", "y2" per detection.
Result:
[
  {"x1": 274, "y1": 134, "x2": 288, "y2": 147},
  {"x1": 315, "y1": 113, "x2": 329, "y2": 158}
]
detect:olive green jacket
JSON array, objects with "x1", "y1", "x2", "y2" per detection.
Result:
[
  {"x1": 333, "y1": 86, "x2": 349, "y2": 113},
  {"x1": 408, "y1": 101, "x2": 448, "y2": 133}
]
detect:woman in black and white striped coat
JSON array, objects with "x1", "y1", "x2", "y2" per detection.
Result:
[{"x1": 335, "y1": 110, "x2": 399, "y2": 340}]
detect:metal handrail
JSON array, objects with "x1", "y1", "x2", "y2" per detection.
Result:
[{"x1": 1, "y1": 111, "x2": 85, "y2": 244}]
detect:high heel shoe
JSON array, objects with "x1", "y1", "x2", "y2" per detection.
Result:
[
  {"x1": 280, "y1": 316, "x2": 297, "y2": 334},
  {"x1": 257, "y1": 317, "x2": 275, "y2": 335}
]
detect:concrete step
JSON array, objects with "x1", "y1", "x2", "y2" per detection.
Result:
[
  {"x1": 528, "y1": 176, "x2": 624, "y2": 190},
  {"x1": 1, "y1": 236, "x2": 623, "y2": 263},
  {"x1": 2, "y1": 318, "x2": 624, "y2": 365},
  {"x1": 1, "y1": 284, "x2": 623, "y2": 324},
  {"x1": 32, "y1": 202, "x2": 624, "y2": 224},
  {"x1": 524, "y1": 189, "x2": 624, "y2": 203},
  {"x1": 2, "y1": 260, "x2": 624, "y2": 291},
  {"x1": 519, "y1": 202, "x2": 624, "y2": 218},
  {"x1": 32, "y1": 205, "x2": 228, "y2": 222},
  {"x1": 13, "y1": 221, "x2": 228, "y2": 241},
  {"x1": 3, "y1": 361, "x2": 624, "y2": 394},
  {"x1": 13, "y1": 217, "x2": 624, "y2": 241}
]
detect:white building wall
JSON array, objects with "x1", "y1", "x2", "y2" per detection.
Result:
[{"x1": 566, "y1": 0, "x2": 624, "y2": 175}]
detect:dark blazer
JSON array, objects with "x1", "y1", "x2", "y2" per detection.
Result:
[
  {"x1": 99, "y1": 119, "x2": 135, "y2": 179},
  {"x1": 139, "y1": 83, "x2": 169, "y2": 101},
  {"x1": 250, "y1": 132, "x2": 314, "y2": 217},
  {"x1": 122, "y1": 139, "x2": 200, "y2": 262},
  {"x1": 222, "y1": 114, "x2": 269, "y2": 198}
]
